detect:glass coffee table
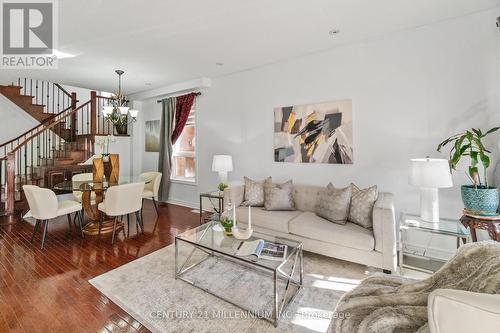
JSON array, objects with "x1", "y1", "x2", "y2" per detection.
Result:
[{"x1": 175, "y1": 221, "x2": 303, "y2": 327}]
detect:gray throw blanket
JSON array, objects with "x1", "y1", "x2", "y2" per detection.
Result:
[{"x1": 333, "y1": 241, "x2": 500, "y2": 333}]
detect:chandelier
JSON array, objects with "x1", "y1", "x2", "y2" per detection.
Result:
[{"x1": 101, "y1": 70, "x2": 139, "y2": 134}]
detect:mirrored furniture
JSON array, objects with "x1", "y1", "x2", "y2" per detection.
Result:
[{"x1": 399, "y1": 213, "x2": 469, "y2": 273}]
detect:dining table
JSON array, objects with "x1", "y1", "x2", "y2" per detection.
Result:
[{"x1": 53, "y1": 176, "x2": 150, "y2": 236}]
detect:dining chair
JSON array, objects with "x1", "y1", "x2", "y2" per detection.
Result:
[
  {"x1": 139, "y1": 172, "x2": 162, "y2": 215},
  {"x1": 23, "y1": 185, "x2": 84, "y2": 249},
  {"x1": 97, "y1": 182, "x2": 145, "y2": 244},
  {"x1": 72, "y1": 172, "x2": 96, "y2": 203}
]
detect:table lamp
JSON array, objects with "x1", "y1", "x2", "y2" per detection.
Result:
[
  {"x1": 212, "y1": 155, "x2": 233, "y2": 183},
  {"x1": 409, "y1": 158, "x2": 453, "y2": 222}
]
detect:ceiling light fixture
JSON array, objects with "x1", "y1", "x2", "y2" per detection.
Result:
[
  {"x1": 328, "y1": 29, "x2": 340, "y2": 36},
  {"x1": 101, "y1": 70, "x2": 139, "y2": 134},
  {"x1": 216, "y1": 62, "x2": 224, "y2": 66}
]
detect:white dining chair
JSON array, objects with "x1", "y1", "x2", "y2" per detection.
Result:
[
  {"x1": 72, "y1": 172, "x2": 96, "y2": 203},
  {"x1": 97, "y1": 182, "x2": 145, "y2": 244},
  {"x1": 140, "y1": 172, "x2": 162, "y2": 215},
  {"x1": 23, "y1": 185, "x2": 84, "y2": 249}
]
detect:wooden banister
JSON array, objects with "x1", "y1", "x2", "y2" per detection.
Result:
[
  {"x1": 9, "y1": 101, "x2": 90, "y2": 155},
  {"x1": 53, "y1": 83, "x2": 73, "y2": 99},
  {"x1": 4, "y1": 153, "x2": 15, "y2": 214},
  {"x1": 71, "y1": 92, "x2": 77, "y2": 141},
  {"x1": 91, "y1": 91, "x2": 97, "y2": 135},
  {"x1": 0, "y1": 105, "x2": 73, "y2": 151}
]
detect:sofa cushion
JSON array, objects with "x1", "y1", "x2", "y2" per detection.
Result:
[
  {"x1": 235, "y1": 206, "x2": 301, "y2": 233},
  {"x1": 289, "y1": 212, "x2": 375, "y2": 251},
  {"x1": 242, "y1": 176, "x2": 270, "y2": 206},
  {"x1": 264, "y1": 179, "x2": 295, "y2": 211},
  {"x1": 293, "y1": 184, "x2": 324, "y2": 212},
  {"x1": 315, "y1": 183, "x2": 352, "y2": 224},
  {"x1": 349, "y1": 184, "x2": 378, "y2": 229}
]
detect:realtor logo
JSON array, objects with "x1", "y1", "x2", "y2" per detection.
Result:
[{"x1": 1, "y1": 0, "x2": 58, "y2": 68}]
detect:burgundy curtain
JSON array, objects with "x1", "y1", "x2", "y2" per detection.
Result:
[{"x1": 171, "y1": 92, "x2": 197, "y2": 143}]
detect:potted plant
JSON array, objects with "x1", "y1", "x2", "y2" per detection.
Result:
[
  {"x1": 217, "y1": 182, "x2": 228, "y2": 194},
  {"x1": 219, "y1": 216, "x2": 234, "y2": 236},
  {"x1": 437, "y1": 127, "x2": 500, "y2": 215}
]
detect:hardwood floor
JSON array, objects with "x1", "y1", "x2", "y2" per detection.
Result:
[{"x1": 0, "y1": 201, "x2": 200, "y2": 333}]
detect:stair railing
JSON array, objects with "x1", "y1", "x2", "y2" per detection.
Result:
[
  {"x1": 14, "y1": 78, "x2": 75, "y2": 114},
  {"x1": 95, "y1": 94, "x2": 116, "y2": 135},
  {"x1": 1, "y1": 100, "x2": 94, "y2": 215},
  {"x1": 1, "y1": 90, "x2": 113, "y2": 215}
]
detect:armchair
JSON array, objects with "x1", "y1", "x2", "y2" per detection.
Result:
[{"x1": 428, "y1": 289, "x2": 500, "y2": 333}]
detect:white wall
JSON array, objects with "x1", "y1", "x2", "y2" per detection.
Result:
[
  {"x1": 192, "y1": 8, "x2": 499, "y2": 253},
  {"x1": 0, "y1": 94, "x2": 39, "y2": 147},
  {"x1": 197, "y1": 8, "x2": 500, "y2": 209},
  {"x1": 127, "y1": 8, "x2": 499, "y2": 254}
]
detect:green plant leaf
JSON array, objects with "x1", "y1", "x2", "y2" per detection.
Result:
[
  {"x1": 459, "y1": 144, "x2": 471, "y2": 155},
  {"x1": 470, "y1": 151, "x2": 478, "y2": 167},
  {"x1": 480, "y1": 151, "x2": 490, "y2": 169},
  {"x1": 484, "y1": 127, "x2": 500, "y2": 136},
  {"x1": 469, "y1": 166, "x2": 479, "y2": 182},
  {"x1": 472, "y1": 128, "x2": 482, "y2": 137},
  {"x1": 437, "y1": 134, "x2": 461, "y2": 152}
]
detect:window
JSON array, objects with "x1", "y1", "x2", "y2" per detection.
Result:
[{"x1": 171, "y1": 104, "x2": 196, "y2": 183}]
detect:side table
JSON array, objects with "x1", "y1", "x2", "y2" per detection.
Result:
[
  {"x1": 199, "y1": 190, "x2": 224, "y2": 225},
  {"x1": 399, "y1": 213, "x2": 469, "y2": 273},
  {"x1": 460, "y1": 213, "x2": 500, "y2": 242}
]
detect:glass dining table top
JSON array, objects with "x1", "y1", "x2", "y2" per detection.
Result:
[{"x1": 53, "y1": 176, "x2": 150, "y2": 191}]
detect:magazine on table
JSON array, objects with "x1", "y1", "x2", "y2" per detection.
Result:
[{"x1": 235, "y1": 239, "x2": 288, "y2": 261}]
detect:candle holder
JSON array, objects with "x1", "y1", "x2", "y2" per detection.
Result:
[{"x1": 233, "y1": 205, "x2": 253, "y2": 240}]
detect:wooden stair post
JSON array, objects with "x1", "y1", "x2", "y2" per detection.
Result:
[
  {"x1": 90, "y1": 91, "x2": 97, "y2": 136},
  {"x1": 70, "y1": 92, "x2": 77, "y2": 141},
  {"x1": 5, "y1": 152, "x2": 15, "y2": 215}
]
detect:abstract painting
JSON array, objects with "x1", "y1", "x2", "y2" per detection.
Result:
[
  {"x1": 145, "y1": 120, "x2": 160, "y2": 152},
  {"x1": 274, "y1": 99, "x2": 353, "y2": 164}
]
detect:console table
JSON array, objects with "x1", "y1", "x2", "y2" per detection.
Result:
[{"x1": 460, "y1": 213, "x2": 500, "y2": 242}]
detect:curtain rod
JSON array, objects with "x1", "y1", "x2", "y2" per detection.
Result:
[{"x1": 157, "y1": 91, "x2": 201, "y2": 103}]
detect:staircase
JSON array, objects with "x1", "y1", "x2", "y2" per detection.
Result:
[{"x1": 0, "y1": 79, "x2": 118, "y2": 217}]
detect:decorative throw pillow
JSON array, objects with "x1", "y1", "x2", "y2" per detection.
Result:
[
  {"x1": 242, "y1": 176, "x2": 271, "y2": 206},
  {"x1": 315, "y1": 183, "x2": 352, "y2": 224},
  {"x1": 348, "y1": 184, "x2": 378, "y2": 229},
  {"x1": 264, "y1": 179, "x2": 295, "y2": 211}
]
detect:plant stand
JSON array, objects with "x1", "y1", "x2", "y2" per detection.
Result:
[{"x1": 460, "y1": 212, "x2": 500, "y2": 242}]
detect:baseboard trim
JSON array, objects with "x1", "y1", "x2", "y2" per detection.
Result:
[{"x1": 162, "y1": 198, "x2": 198, "y2": 210}]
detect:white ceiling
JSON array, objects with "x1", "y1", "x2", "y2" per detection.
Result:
[{"x1": 1, "y1": 0, "x2": 499, "y2": 94}]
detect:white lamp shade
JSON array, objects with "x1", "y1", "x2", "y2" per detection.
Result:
[
  {"x1": 409, "y1": 158, "x2": 453, "y2": 188},
  {"x1": 102, "y1": 106, "x2": 114, "y2": 116},
  {"x1": 212, "y1": 155, "x2": 233, "y2": 172},
  {"x1": 118, "y1": 106, "x2": 129, "y2": 115},
  {"x1": 129, "y1": 109, "x2": 139, "y2": 118}
]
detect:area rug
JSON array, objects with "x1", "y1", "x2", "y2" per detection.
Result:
[{"x1": 89, "y1": 244, "x2": 369, "y2": 333}]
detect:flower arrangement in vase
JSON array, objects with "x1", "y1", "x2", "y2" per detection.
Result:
[{"x1": 219, "y1": 217, "x2": 234, "y2": 236}]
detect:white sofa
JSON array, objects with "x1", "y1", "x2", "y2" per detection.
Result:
[{"x1": 224, "y1": 183, "x2": 397, "y2": 272}]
